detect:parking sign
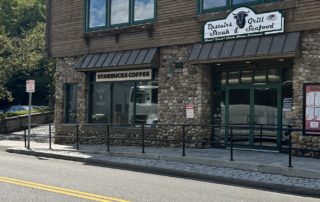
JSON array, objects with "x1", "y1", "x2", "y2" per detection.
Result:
[{"x1": 26, "y1": 80, "x2": 35, "y2": 93}]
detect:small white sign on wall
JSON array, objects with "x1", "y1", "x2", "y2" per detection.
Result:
[{"x1": 186, "y1": 104, "x2": 194, "y2": 119}]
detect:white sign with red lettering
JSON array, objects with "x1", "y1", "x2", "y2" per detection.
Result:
[
  {"x1": 26, "y1": 80, "x2": 35, "y2": 93},
  {"x1": 186, "y1": 104, "x2": 194, "y2": 119}
]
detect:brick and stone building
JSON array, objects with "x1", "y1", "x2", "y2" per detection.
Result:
[{"x1": 47, "y1": 0, "x2": 320, "y2": 156}]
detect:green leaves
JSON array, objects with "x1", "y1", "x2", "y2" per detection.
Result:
[{"x1": 0, "y1": 0, "x2": 53, "y2": 102}]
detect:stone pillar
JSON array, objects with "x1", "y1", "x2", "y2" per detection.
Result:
[
  {"x1": 54, "y1": 57, "x2": 87, "y2": 137},
  {"x1": 292, "y1": 30, "x2": 320, "y2": 157},
  {"x1": 158, "y1": 45, "x2": 212, "y2": 147}
]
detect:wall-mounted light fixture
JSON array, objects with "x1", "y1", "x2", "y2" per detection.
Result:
[{"x1": 175, "y1": 62, "x2": 184, "y2": 69}]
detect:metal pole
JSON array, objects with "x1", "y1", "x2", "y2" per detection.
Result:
[
  {"x1": 107, "y1": 125, "x2": 110, "y2": 152},
  {"x1": 27, "y1": 92, "x2": 32, "y2": 149},
  {"x1": 288, "y1": 126, "x2": 293, "y2": 168},
  {"x1": 260, "y1": 124, "x2": 263, "y2": 147},
  {"x1": 182, "y1": 125, "x2": 186, "y2": 156},
  {"x1": 24, "y1": 129, "x2": 27, "y2": 148},
  {"x1": 76, "y1": 124, "x2": 79, "y2": 150},
  {"x1": 141, "y1": 124, "x2": 145, "y2": 153},
  {"x1": 49, "y1": 124, "x2": 52, "y2": 150},
  {"x1": 230, "y1": 127, "x2": 234, "y2": 161}
]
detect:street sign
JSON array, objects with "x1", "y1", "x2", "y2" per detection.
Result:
[{"x1": 26, "y1": 80, "x2": 35, "y2": 93}]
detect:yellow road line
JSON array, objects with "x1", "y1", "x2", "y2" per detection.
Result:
[{"x1": 0, "y1": 176, "x2": 129, "y2": 202}]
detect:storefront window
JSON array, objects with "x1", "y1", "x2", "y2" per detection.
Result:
[
  {"x1": 65, "y1": 84, "x2": 78, "y2": 123},
  {"x1": 90, "y1": 83, "x2": 111, "y2": 123},
  {"x1": 133, "y1": 81, "x2": 158, "y2": 124},
  {"x1": 134, "y1": 0, "x2": 155, "y2": 21},
  {"x1": 110, "y1": 0, "x2": 130, "y2": 25},
  {"x1": 88, "y1": 0, "x2": 107, "y2": 28},
  {"x1": 89, "y1": 76, "x2": 158, "y2": 125},
  {"x1": 112, "y1": 82, "x2": 134, "y2": 123}
]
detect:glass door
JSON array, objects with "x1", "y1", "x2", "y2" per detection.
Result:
[
  {"x1": 227, "y1": 88, "x2": 252, "y2": 146},
  {"x1": 253, "y1": 87, "x2": 280, "y2": 148},
  {"x1": 226, "y1": 86, "x2": 280, "y2": 148}
]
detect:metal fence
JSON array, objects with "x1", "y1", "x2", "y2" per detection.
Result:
[{"x1": 22, "y1": 123, "x2": 320, "y2": 168}]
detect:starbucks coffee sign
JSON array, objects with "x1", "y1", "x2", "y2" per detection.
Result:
[{"x1": 204, "y1": 7, "x2": 284, "y2": 42}]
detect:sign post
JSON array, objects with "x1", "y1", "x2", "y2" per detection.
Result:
[{"x1": 26, "y1": 80, "x2": 35, "y2": 149}]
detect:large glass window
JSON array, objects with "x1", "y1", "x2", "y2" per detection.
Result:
[
  {"x1": 110, "y1": 0, "x2": 130, "y2": 25},
  {"x1": 65, "y1": 84, "x2": 78, "y2": 123},
  {"x1": 134, "y1": 0, "x2": 155, "y2": 21},
  {"x1": 86, "y1": 0, "x2": 155, "y2": 30},
  {"x1": 89, "y1": 78, "x2": 158, "y2": 124},
  {"x1": 89, "y1": 0, "x2": 107, "y2": 28},
  {"x1": 90, "y1": 83, "x2": 111, "y2": 123},
  {"x1": 199, "y1": 0, "x2": 279, "y2": 13},
  {"x1": 112, "y1": 82, "x2": 134, "y2": 123}
]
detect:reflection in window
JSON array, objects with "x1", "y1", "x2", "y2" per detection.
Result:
[
  {"x1": 89, "y1": 0, "x2": 106, "y2": 28},
  {"x1": 134, "y1": 0, "x2": 155, "y2": 21},
  {"x1": 112, "y1": 82, "x2": 134, "y2": 124},
  {"x1": 111, "y1": 0, "x2": 130, "y2": 25},
  {"x1": 203, "y1": 0, "x2": 226, "y2": 10},
  {"x1": 241, "y1": 71, "x2": 252, "y2": 84},
  {"x1": 268, "y1": 69, "x2": 280, "y2": 82},
  {"x1": 232, "y1": 0, "x2": 257, "y2": 5},
  {"x1": 91, "y1": 83, "x2": 111, "y2": 123},
  {"x1": 228, "y1": 71, "x2": 240, "y2": 85},
  {"x1": 134, "y1": 81, "x2": 158, "y2": 124},
  {"x1": 65, "y1": 84, "x2": 78, "y2": 123},
  {"x1": 254, "y1": 70, "x2": 267, "y2": 83},
  {"x1": 221, "y1": 72, "x2": 227, "y2": 85}
]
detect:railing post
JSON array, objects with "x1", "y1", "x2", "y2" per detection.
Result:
[
  {"x1": 76, "y1": 124, "x2": 79, "y2": 150},
  {"x1": 24, "y1": 129, "x2": 27, "y2": 148},
  {"x1": 106, "y1": 125, "x2": 110, "y2": 152},
  {"x1": 288, "y1": 125, "x2": 293, "y2": 168},
  {"x1": 49, "y1": 124, "x2": 52, "y2": 150},
  {"x1": 141, "y1": 124, "x2": 145, "y2": 153},
  {"x1": 182, "y1": 125, "x2": 186, "y2": 157},
  {"x1": 230, "y1": 127, "x2": 234, "y2": 161},
  {"x1": 260, "y1": 124, "x2": 263, "y2": 147}
]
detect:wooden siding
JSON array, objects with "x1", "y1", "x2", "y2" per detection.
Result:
[{"x1": 49, "y1": 0, "x2": 320, "y2": 58}]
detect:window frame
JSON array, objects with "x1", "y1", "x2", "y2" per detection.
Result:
[
  {"x1": 85, "y1": 0, "x2": 156, "y2": 32},
  {"x1": 64, "y1": 83, "x2": 78, "y2": 123},
  {"x1": 198, "y1": 0, "x2": 280, "y2": 14},
  {"x1": 87, "y1": 72, "x2": 159, "y2": 124}
]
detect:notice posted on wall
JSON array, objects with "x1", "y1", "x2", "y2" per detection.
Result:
[
  {"x1": 186, "y1": 104, "x2": 194, "y2": 119},
  {"x1": 304, "y1": 84, "x2": 320, "y2": 134}
]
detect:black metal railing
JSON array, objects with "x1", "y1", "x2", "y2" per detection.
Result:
[{"x1": 20, "y1": 123, "x2": 320, "y2": 168}]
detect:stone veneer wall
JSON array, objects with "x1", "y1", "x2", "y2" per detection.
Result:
[
  {"x1": 158, "y1": 45, "x2": 212, "y2": 148},
  {"x1": 54, "y1": 57, "x2": 87, "y2": 138},
  {"x1": 291, "y1": 30, "x2": 320, "y2": 157}
]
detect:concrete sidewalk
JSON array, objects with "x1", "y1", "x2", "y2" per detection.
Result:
[{"x1": 1, "y1": 126, "x2": 320, "y2": 197}]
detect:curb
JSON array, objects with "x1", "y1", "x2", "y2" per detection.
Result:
[{"x1": 6, "y1": 148, "x2": 320, "y2": 198}]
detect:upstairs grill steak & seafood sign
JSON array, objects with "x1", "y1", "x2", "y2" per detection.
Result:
[{"x1": 204, "y1": 7, "x2": 284, "y2": 42}]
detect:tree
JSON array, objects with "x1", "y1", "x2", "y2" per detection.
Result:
[{"x1": 0, "y1": 0, "x2": 54, "y2": 107}]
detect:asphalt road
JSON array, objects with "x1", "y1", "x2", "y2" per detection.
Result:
[{"x1": 0, "y1": 151, "x2": 319, "y2": 202}]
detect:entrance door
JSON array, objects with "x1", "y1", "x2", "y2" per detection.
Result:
[{"x1": 226, "y1": 86, "x2": 280, "y2": 149}]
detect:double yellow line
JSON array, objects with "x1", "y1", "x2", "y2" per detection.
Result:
[{"x1": 0, "y1": 176, "x2": 129, "y2": 202}]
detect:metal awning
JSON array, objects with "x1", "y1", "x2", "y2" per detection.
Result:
[
  {"x1": 75, "y1": 48, "x2": 159, "y2": 71},
  {"x1": 188, "y1": 32, "x2": 300, "y2": 64}
]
